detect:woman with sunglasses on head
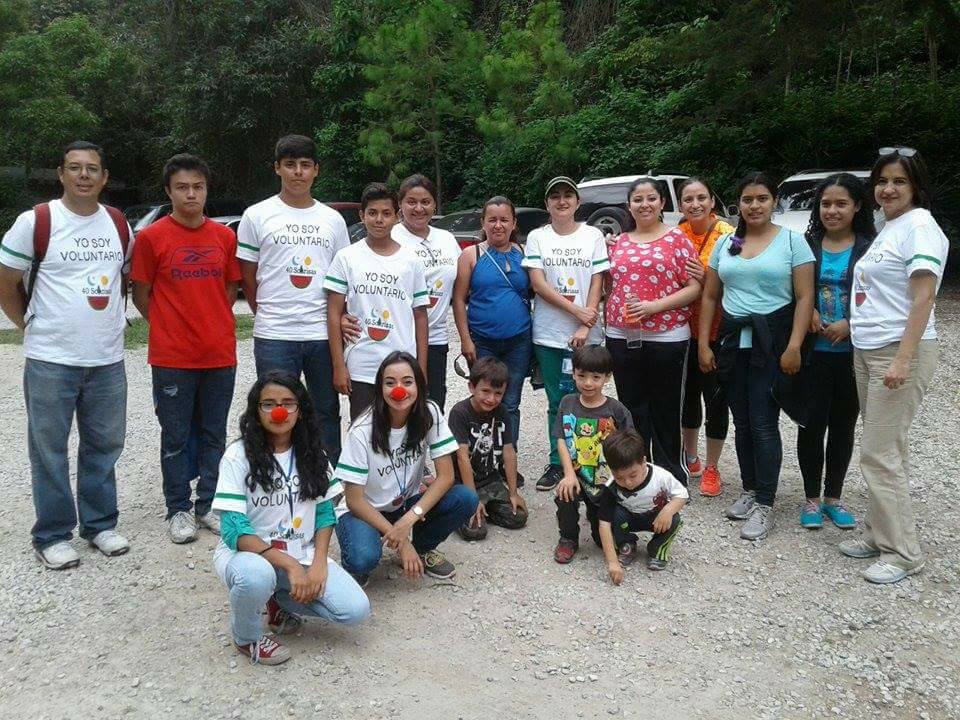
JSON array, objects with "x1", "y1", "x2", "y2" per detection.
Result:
[
  {"x1": 675, "y1": 177, "x2": 735, "y2": 497},
  {"x1": 523, "y1": 176, "x2": 609, "y2": 492},
  {"x1": 840, "y1": 147, "x2": 948, "y2": 584},
  {"x1": 797, "y1": 174, "x2": 875, "y2": 532},
  {"x1": 452, "y1": 196, "x2": 532, "y2": 450},
  {"x1": 699, "y1": 172, "x2": 815, "y2": 541},
  {"x1": 333, "y1": 352, "x2": 478, "y2": 586},
  {"x1": 211, "y1": 372, "x2": 370, "y2": 666},
  {"x1": 605, "y1": 177, "x2": 701, "y2": 486}
]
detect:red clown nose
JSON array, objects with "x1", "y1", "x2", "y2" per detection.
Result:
[
  {"x1": 270, "y1": 406, "x2": 289, "y2": 423},
  {"x1": 389, "y1": 386, "x2": 409, "y2": 401}
]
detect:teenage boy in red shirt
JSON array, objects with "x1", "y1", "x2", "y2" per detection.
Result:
[{"x1": 131, "y1": 154, "x2": 242, "y2": 545}]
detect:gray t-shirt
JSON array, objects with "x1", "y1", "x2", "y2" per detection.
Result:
[{"x1": 551, "y1": 394, "x2": 634, "y2": 497}]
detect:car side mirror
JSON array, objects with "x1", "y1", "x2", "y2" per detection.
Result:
[{"x1": 726, "y1": 204, "x2": 739, "y2": 217}]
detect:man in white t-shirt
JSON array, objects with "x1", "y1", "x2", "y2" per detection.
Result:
[
  {"x1": 0, "y1": 141, "x2": 132, "y2": 570},
  {"x1": 237, "y1": 135, "x2": 350, "y2": 462}
]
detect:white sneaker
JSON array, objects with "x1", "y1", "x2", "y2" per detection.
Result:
[
  {"x1": 862, "y1": 560, "x2": 924, "y2": 585},
  {"x1": 35, "y1": 541, "x2": 80, "y2": 570},
  {"x1": 168, "y1": 511, "x2": 198, "y2": 544},
  {"x1": 90, "y1": 530, "x2": 130, "y2": 557},
  {"x1": 197, "y1": 511, "x2": 221, "y2": 536}
]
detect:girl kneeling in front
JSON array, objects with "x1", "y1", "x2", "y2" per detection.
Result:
[
  {"x1": 334, "y1": 351, "x2": 479, "y2": 586},
  {"x1": 212, "y1": 372, "x2": 370, "y2": 666}
]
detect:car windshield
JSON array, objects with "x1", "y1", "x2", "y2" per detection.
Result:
[
  {"x1": 434, "y1": 211, "x2": 480, "y2": 232},
  {"x1": 777, "y1": 181, "x2": 819, "y2": 212},
  {"x1": 517, "y1": 210, "x2": 549, "y2": 233}
]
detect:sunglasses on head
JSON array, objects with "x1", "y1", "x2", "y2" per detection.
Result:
[
  {"x1": 878, "y1": 146, "x2": 917, "y2": 158},
  {"x1": 453, "y1": 353, "x2": 470, "y2": 379}
]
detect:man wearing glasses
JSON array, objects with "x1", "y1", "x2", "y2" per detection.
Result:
[{"x1": 0, "y1": 140, "x2": 133, "y2": 569}]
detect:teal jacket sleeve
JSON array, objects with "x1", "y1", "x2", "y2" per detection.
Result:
[
  {"x1": 220, "y1": 510, "x2": 258, "y2": 551},
  {"x1": 314, "y1": 499, "x2": 336, "y2": 531}
]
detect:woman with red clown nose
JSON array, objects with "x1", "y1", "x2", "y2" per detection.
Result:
[
  {"x1": 333, "y1": 351, "x2": 479, "y2": 586},
  {"x1": 211, "y1": 371, "x2": 369, "y2": 666}
]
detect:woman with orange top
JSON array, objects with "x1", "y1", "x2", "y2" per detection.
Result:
[{"x1": 676, "y1": 178, "x2": 735, "y2": 497}]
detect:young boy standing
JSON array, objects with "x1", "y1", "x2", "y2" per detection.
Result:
[
  {"x1": 448, "y1": 357, "x2": 528, "y2": 540},
  {"x1": 324, "y1": 183, "x2": 429, "y2": 420},
  {"x1": 598, "y1": 429, "x2": 688, "y2": 583},
  {"x1": 552, "y1": 345, "x2": 633, "y2": 563}
]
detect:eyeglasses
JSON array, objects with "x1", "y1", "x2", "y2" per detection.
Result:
[
  {"x1": 878, "y1": 146, "x2": 917, "y2": 158},
  {"x1": 259, "y1": 400, "x2": 300, "y2": 413}
]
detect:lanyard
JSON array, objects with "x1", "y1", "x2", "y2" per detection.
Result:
[{"x1": 275, "y1": 450, "x2": 297, "y2": 522}]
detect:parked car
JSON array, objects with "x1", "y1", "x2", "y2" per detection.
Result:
[
  {"x1": 132, "y1": 198, "x2": 249, "y2": 234},
  {"x1": 123, "y1": 203, "x2": 158, "y2": 227},
  {"x1": 574, "y1": 173, "x2": 729, "y2": 236},
  {"x1": 774, "y1": 169, "x2": 882, "y2": 234},
  {"x1": 432, "y1": 207, "x2": 550, "y2": 249}
]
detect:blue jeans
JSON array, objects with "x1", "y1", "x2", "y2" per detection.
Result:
[
  {"x1": 24, "y1": 359, "x2": 127, "y2": 549},
  {"x1": 336, "y1": 485, "x2": 479, "y2": 577},
  {"x1": 223, "y1": 552, "x2": 370, "y2": 646},
  {"x1": 472, "y1": 327, "x2": 532, "y2": 444},
  {"x1": 726, "y1": 350, "x2": 782, "y2": 506},
  {"x1": 152, "y1": 366, "x2": 236, "y2": 519},
  {"x1": 254, "y1": 338, "x2": 341, "y2": 463}
]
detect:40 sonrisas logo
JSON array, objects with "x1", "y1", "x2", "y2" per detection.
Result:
[
  {"x1": 285, "y1": 255, "x2": 316, "y2": 288},
  {"x1": 365, "y1": 308, "x2": 394, "y2": 341},
  {"x1": 82, "y1": 274, "x2": 111, "y2": 310},
  {"x1": 555, "y1": 276, "x2": 577, "y2": 301},
  {"x1": 428, "y1": 279, "x2": 444, "y2": 308}
]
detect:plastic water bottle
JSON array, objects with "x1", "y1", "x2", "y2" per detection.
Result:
[{"x1": 559, "y1": 349, "x2": 576, "y2": 396}]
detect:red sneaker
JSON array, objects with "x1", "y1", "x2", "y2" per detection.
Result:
[
  {"x1": 553, "y1": 539, "x2": 578, "y2": 564},
  {"x1": 700, "y1": 465, "x2": 721, "y2": 497},
  {"x1": 235, "y1": 634, "x2": 291, "y2": 665},
  {"x1": 266, "y1": 596, "x2": 302, "y2": 635},
  {"x1": 686, "y1": 455, "x2": 703, "y2": 479}
]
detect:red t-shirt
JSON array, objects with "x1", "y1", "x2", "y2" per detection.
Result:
[
  {"x1": 604, "y1": 228, "x2": 696, "y2": 333},
  {"x1": 131, "y1": 216, "x2": 242, "y2": 368}
]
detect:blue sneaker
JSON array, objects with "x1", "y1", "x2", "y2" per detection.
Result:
[
  {"x1": 800, "y1": 500, "x2": 823, "y2": 529},
  {"x1": 822, "y1": 501, "x2": 856, "y2": 529}
]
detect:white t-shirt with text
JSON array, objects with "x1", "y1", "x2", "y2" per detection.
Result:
[
  {"x1": 236, "y1": 195, "x2": 349, "y2": 341},
  {"x1": 334, "y1": 402, "x2": 457, "y2": 512},
  {"x1": 522, "y1": 223, "x2": 610, "y2": 348},
  {"x1": 0, "y1": 199, "x2": 132, "y2": 366},
  {"x1": 211, "y1": 441, "x2": 342, "y2": 581},
  {"x1": 392, "y1": 223, "x2": 460, "y2": 345},
  {"x1": 850, "y1": 208, "x2": 948, "y2": 350},
  {"x1": 323, "y1": 241, "x2": 429, "y2": 383}
]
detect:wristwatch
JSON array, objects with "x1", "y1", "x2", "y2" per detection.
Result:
[{"x1": 412, "y1": 504, "x2": 425, "y2": 521}]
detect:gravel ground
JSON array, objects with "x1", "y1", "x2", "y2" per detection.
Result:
[{"x1": 0, "y1": 292, "x2": 958, "y2": 720}]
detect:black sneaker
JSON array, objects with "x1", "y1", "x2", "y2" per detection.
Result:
[
  {"x1": 647, "y1": 557, "x2": 667, "y2": 571},
  {"x1": 421, "y1": 549, "x2": 456, "y2": 579},
  {"x1": 617, "y1": 542, "x2": 638, "y2": 566},
  {"x1": 516, "y1": 471, "x2": 525, "y2": 489},
  {"x1": 536, "y1": 464, "x2": 564, "y2": 491}
]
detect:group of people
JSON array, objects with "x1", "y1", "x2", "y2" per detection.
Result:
[{"x1": 0, "y1": 134, "x2": 948, "y2": 666}]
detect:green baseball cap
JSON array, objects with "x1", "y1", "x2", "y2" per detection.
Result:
[{"x1": 544, "y1": 176, "x2": 579, "y2": 199}]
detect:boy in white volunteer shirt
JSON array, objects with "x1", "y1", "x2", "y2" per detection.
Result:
[
  {"x1": 325, "y1": 183, "x2": 429, "y2": 420},
  {"x1": 237, "y1": 135, "x2": 350, "y2": 462},
  {"x1": 0, "y1": 141, "x2": 132, "y2": 569}
]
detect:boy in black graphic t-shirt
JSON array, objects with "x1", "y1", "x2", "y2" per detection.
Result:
[{"x1": 448, "y1": 357, "x2": 527, "y2": 541}]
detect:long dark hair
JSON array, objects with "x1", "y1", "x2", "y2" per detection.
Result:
[
  {"x1": 237, "y1": 371, "x2": 330, "y2": 499},
  {"x1": 367, "y1": 351, "x2": 435, "y2": 456},
  {"x1": 870, "y1": 149, "x2": 933, "y2": 210},
  {"x1": 479, "y1": 195, "x2": 519, "y2": 245},
  {"x1": 623, "y1": 177, "x2": 666, "y2": 231},
  {"x1": 730, "y1": 171, "x2": 778, "y2": 255},
  {"x1": 804, "y1": 173, "x2": 877, "y2": 246}
]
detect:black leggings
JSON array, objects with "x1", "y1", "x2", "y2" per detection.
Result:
[
  {"x1": 607, "y1": 337, "x2": 689, "y2": 485},
  {"x1": 681, "y1": 340, "x2": 728, "y2": 441},
  {"x1": 796, "y1": 351, "x2": 859, "y2": 499}
]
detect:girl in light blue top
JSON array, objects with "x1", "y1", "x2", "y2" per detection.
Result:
[{"x1": 699, "y1": 172, "x2": 815, "y2": 542}]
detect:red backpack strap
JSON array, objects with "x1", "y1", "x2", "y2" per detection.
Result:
[
  {"x1": 104, "y1": 205, "x2": 130, "y2": 255},
  {"x1": 32, "y1": 203, "x2": 51, "y2": 261},
  {"x1": 23, "y1": 203, "x2": 52, "y2": 303}
]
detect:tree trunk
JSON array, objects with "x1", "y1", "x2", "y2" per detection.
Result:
[{"x1": 925, "y1": 19, "x2": 939, "y2": 83}]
